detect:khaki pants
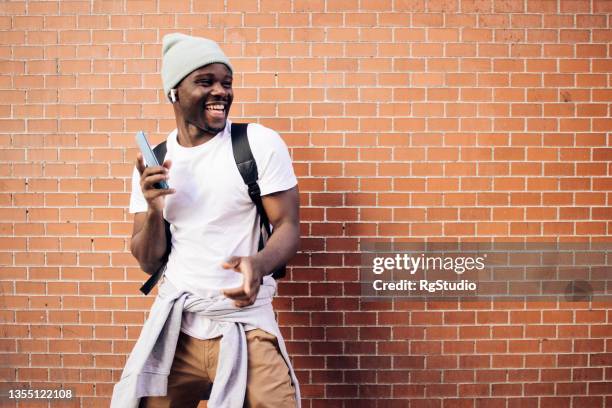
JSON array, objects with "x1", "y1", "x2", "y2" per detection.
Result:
[{"x1": 139, "y1": 328, "x2": 297, "y2": 408}]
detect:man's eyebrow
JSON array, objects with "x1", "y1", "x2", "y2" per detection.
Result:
[{"x1": 193, "y1": 73, "x2": 233, "y2": 80}]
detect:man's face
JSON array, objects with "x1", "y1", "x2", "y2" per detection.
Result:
[{"x1": 175, "y1": 63, "x2": 233, "y2": 135}]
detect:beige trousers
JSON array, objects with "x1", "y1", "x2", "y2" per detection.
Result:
[{"x1": 139, "y1": 328, "x2": 297, "y2": 408}]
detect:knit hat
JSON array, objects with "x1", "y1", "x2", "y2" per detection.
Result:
[{"x1": 161, "y1": 33, "x2": 233, "y2": 99}]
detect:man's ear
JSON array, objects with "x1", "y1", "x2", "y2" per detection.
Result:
[{"x1": 169, "y1": 89, "x2": 177, "y2": 103}]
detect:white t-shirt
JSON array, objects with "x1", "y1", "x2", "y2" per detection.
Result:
[{"x1": 129, "y1": 120, "x2": 297, "y2": 338}]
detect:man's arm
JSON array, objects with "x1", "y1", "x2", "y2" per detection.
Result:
[
  {"x1": 130, "y1": 210, "x2": 168, "y2": 274},
  {"x1": 222, "y1": 185, "x2": 300, "y2": 307},
  {"x1": 253, "y1": 185, "x2": 300, "y2": 274},
  {"x1": 129, "y1": 153, "x2": 175, "y2": 274}
]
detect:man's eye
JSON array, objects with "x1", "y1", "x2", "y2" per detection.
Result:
[
  {"x1": 223, "y1": 82, "x2": 232, "y2": 88},
  {"x1": 198, "y1": 81, "x2": 211, "y2": 86}
]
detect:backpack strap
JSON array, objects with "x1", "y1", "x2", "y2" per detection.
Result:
[
  {"x1": 139, "y1": 141, "x2": 171, "y2": 295},
  {"x1": 231, "y1": 123, "x2": 286, "y2": 280}
]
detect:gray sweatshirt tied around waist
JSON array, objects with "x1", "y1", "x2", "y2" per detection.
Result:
[{"x1": 110, "y1": 278, "x2": 301, "y2": 408}]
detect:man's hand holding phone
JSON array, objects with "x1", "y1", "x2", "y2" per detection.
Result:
[{"x1": 135, "y1": 153, "x2": 176, "y2": 214}]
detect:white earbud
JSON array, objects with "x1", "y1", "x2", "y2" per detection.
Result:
[{"x1": 169, "y1": 89, "x2": 177, "y2": 103}]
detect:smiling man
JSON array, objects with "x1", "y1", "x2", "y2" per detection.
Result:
[{"x1": 111, "y1": 33, "x2": 301, "y2": 408}]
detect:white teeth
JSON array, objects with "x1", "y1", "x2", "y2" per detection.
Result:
[{"x1": 206, "y1": 104, "x2": 224, "y2": 111}]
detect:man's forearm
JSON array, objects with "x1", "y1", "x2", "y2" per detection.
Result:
[
  {"x1": 252, "y1": 220, "x2": 300, "y2": 276},
  {"x1": 130, "y1": 209, "x2": 169, "y2": 274}
]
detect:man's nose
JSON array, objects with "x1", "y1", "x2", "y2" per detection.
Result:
[{"x1": 210, "y1": 81, "x2": 226, "y2": 96}]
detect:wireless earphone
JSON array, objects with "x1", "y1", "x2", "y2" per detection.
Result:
[{"x1": 169, "y1": 89, "x2": 177, "y2": 103}]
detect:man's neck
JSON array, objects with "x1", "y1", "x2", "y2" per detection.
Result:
[{"x1": 176, "y1": 121, "x2": 225, "y2": 147}]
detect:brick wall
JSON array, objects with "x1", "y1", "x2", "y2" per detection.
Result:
[{"x1": 1, "y1": 0, "x2": 611, "y2": 407}]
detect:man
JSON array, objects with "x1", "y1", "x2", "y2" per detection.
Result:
[{"x1": 111, "y1": 33, "x2": 300, "y2": 408}]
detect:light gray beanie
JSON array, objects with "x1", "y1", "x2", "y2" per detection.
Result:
[{"x1": 161, "y1": 33, "x2": 233, "y2": 99}]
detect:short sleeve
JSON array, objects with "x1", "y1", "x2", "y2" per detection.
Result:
[
  {"x1": 129, "y1": 166, "x2": 148, "y2": 213},
  {"x1": 248, "y1": 123, "x2": 297, "y2": 196}
]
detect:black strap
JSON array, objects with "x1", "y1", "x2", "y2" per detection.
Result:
[
  {"x1": 230, "y1": 123, "x2": 270, "y2": 245},
  {"x1": 139, "y1": 141, "x2": 171, "y2": 295},
  {"x1": 231, "y1": 123, "x2": 286, "y2": 279}
]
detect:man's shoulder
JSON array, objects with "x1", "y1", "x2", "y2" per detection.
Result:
[
  {"x1": 245, "y1": 122, "x2": 288, "y2": 151},
  {"x1": 151, "y1": 128, "x2": 177, "y2": 151},
  {"x1": 246, "y1": 122, "x2": 280, "y2": 139}
]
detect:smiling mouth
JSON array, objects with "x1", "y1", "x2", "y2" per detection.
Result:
[
  {"x1": 204, "y1": 103, "x2": 227, "y2": 122},
  {"x1": 205, "y1": 104, "x2": 225, "y2": 112}
]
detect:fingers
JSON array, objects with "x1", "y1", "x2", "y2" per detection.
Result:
[
  {"x1": 222, "y1": 256, "x2": 260, "y2": 307},
  {"x1": 135, "y1": 153, "x2": 175, "y2": 214},
  {"x1": 222, "y1": 285, "x2": 257, "y2": 308},
  {"x1": 235, "y1": 299, "x2": 254, "y2": 308},
  {"x1": 223, "y1": 285, "x2": 247, "y2": 298},
  {"x1": 243, "y1": 273, "x2": 254, "y2": 298},
  {"x1": 224, "y1": 282, "x2": 258, "y2": 300},
  {"x1": 138, "y1": 156, "x2": 172, "y2": 192},
  {"x1": 143, "y1": 186, "x2": 176, "y2": 201},
  {"x1": 221, "y1": 256, "x2": 256, "y2": 294},
  {"x1": 223, "y1": 283, "x2": 259, "y2": 301},
  {"x1": 135, "y1": 153, "x2": 171, "y2": 175},
  {"x1": 221, "y1": 256, "x2": 241, "y2": 270},
  {"x1": 142, "y1": 172, "x2": 170, "y2": 191},
  {"x1": 135, "y1": 153, "x2": 146, "y2": 175}
]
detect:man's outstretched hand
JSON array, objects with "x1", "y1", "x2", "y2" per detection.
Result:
[{"x1": 222, "y1": 256, "x2": 265, "y2": 308}]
